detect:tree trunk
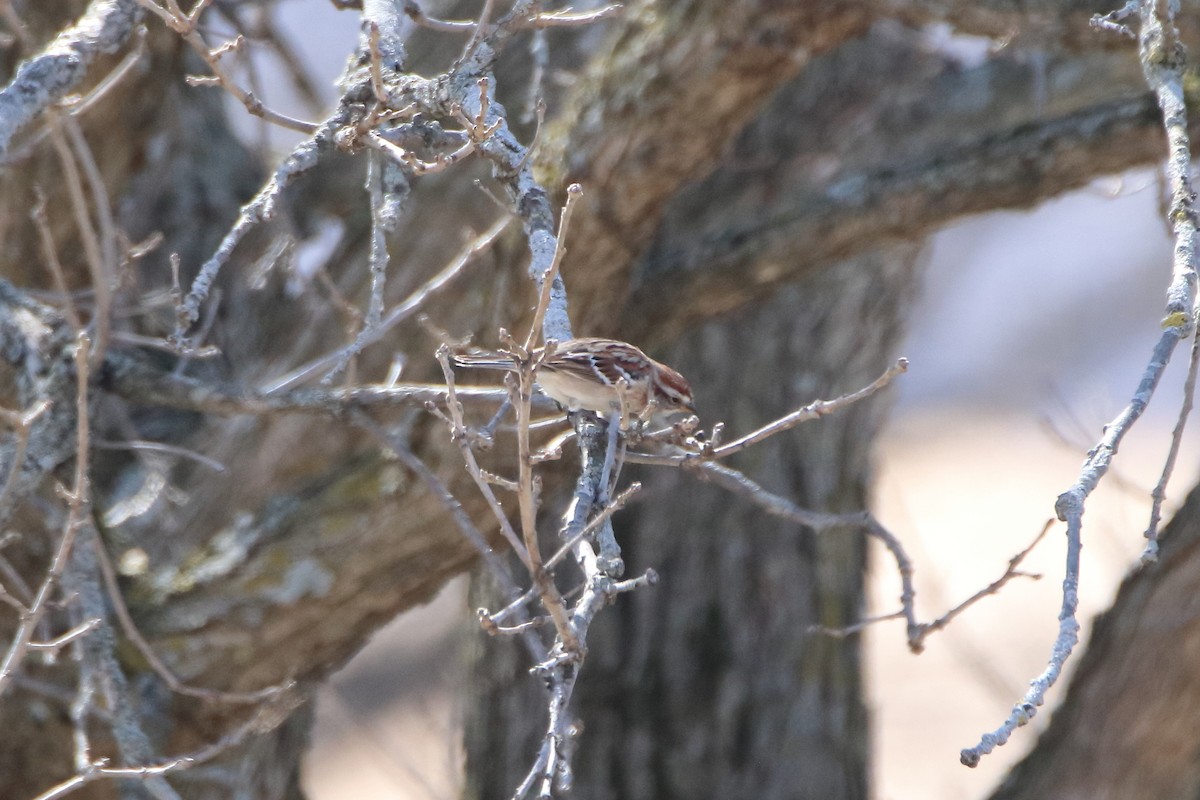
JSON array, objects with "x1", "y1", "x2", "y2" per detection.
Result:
[
  {"x1": 464, "y1": 247, "x2": 917, "y2": 800},
  {"x1": 2, "y1": 2, "x2": 1200, "y2": 799}
]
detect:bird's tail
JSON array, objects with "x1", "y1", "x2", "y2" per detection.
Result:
[{"x1": 450, "y1": 350, "x2": 518, "y2": 371}]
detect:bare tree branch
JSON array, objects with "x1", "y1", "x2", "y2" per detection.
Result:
[{"x1": 0, "y1": 0, "x2": 142, "y2": 157}]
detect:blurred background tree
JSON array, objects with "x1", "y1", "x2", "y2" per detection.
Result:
[{"x1": 1, "y1": 1, "x2": 1198, "y2": 799}]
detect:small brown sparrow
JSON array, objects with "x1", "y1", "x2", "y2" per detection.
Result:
[{"x1": 452, "y1": 337, "x2": 696, "y2": 421}]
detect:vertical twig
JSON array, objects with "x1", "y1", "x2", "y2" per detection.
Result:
[
  {"x1": 0, "y1": 333, "x2": 92, "y2": 698},
  {"x1": 513, "y1": 355, "x2": 579, "y2": 654},
  {"x1": 962, "y1": 0, "x2": 1200, "y2": 767},
  {"x1": 524, "y1": 184, "x2": 582, "y2": 353},
  {"x1": 1144, "y1": 318, "x2": 1200, "y2": 561},
  {"x1": 0, "y1": 400, "x2": 52, "y2": 518},
  {"x1": 47, "y1": 119, "x2": 112, "y2": 365}
]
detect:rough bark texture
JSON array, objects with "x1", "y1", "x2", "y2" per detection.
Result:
[
  {"x1": 2, "y1": 1, "x2": 1200, "y2": 799},
  {"x1": 597, "y1": 251, "x2": 913, "y2": 799},
  {"x1": 466, "y1": 246, "x2": 917, "y2": 799}
]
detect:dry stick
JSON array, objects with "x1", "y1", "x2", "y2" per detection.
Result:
[
  {"x1": 1091, "y1": 0, "x2": 1138, "y2": 37},
  {"x1": 403, "y1": 0, "x2": 474, "y2": 31},
  {"x1": 435, "y1": 349, "x2": 532, "y2": 568},
  {"x1": 352, "y1": 411, "x2": 547, "y2": 663},
  {"x1": 694, "y1": 460, "x2": 914, "y2": 644},
  {"x1": 708, "y1": 357, "x2": 908, "y2": 460},
  {"x1": 171, "y1": 101, "x2": 345, "y2": 345},
  {"x1": 59, "y1": 392, "x2": 182, "y2": 798},
  {"x1": 47, "y1": 120, "x2": 112, "y2": 365},
  {"x1": 404, "y1": 0, "x2": 622, "y2": 32},
  {"x1": 523, "y1": 38, "x2": 545, "y2": 126},
  {"x1": 108, "y1": 366, "x2": 529, "y2": 417},
  {"x1": 513, "y1": 353, "x2": 580, "y2": 655},
  {"x1": 366, "y1": 78, "x2": 497, "y2": 177},
  {"x1": 27, "y1": 618, "x2": 102, "y2": 653},
  {"x1": 0, "y1": 333, "x2": 92, "y2": 698},
  {"x1": 92, "y1": 438, "x2": 227, "y2": 473},
  {"x1": 546, "y1": 483, "x2": 639, "y2": 572},
  {"x1": 262, "y1": 217, "x2": 509, "y2": 393},
  {"x1": 133, "y1": 0, "x2": 314, "y2": 133},
  {"x1": 460, "y1": 0, "x2": 498, "y2": 59},
  {"x1": 4, "y1": 30, "x2": 149, "y2": 167},
  {"x1": 0, "y1": 539, "x2": 33, "y2": 606},
  {"x1": 0, "y1": 0, "x2": 141, "y2": 158},
  {"x1": 812, "y1": 520, "x2": 1050, "y2": 648},
  {"x1": 497, "y1": 184, "x2": 585, "y2": 639},
  {"x1": 366, "y1": 21, "x2": 387, "y2": 116},
  {"x1": 0, "y1": 400, "x2": 51, "y2": 517},
  {"x1": 29, "y1": 702, "x2": 268, "y2": 800},
  {"x1": 961, "y1": 0, "x2": 1200, "y2": 769},
  {"x1": 231, "y1": 9, "x2": 325, "y2": 118},
  {"x1": 0, "y1": 582, "x2": 25, "y2": 613},
  {"x1": 318, "y1": 150, "x2": 396, "y2": 384},
  {"x1": 624, "y1": 358, "x2": 909, "y2": 469},
  {"x1": 366, "y1": 130, "x2": 476, "y2": 175},
  {"x1": 488, "y1": 483, "x2": 641, "y2": 628},
  {"x1": 31, "y1": 190, "x2": 83, "y2": 330},
  {"x1": 70, "y1": 664, "x2": 96, "y2": 772},
  {"x1": 524, "y1": 184, "x2": 582, "y2": 354},
  {"x1": 62, "y1": 115, "x2": 120, "y2": 366},
  {"x1": 520, "y1": 573, "x2": 659, "y2": 797},
  {"x1": 1143, "y1": 318, "x2": 1200, "y2": 562},
  {"x1": 908, "y1": 520, "x2": 1050, "y2": 648},
  {"x1": 700, "y1": 460, "x2": 1047, "y2": 653},
  {"x1": 529, "y1": 5, "x2": 624, "y2": 28}
]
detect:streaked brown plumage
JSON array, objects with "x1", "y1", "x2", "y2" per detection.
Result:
[{"x1": 452, "y1": 337, "x2": 696, "y2": 419}]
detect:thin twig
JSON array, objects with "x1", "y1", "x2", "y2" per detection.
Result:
[
  {"x1": 460, "y1": 0, "x2": 498, "y2": 60},
  {"x1": 0, "y1": 399, "x2": 52, "y2": 517},
  {"x1": 530, "y1": 5, "x2": 623, "y2": 28},
  {"x1": 625, "y1": 358, "x2": 909, "y2": 467},
  {"x1": 262, "y1": 217, "x2": 508, "y2": 393},
  {"x1": 47, "y1": 119, "x2": 112, "y2": 365},
  {"x1": 92, "y1": 439, "x2": 227, "y2": 472},
  {"x1": 172, "y1": 115, "x2": 338, "y2": 345},
  {"x1": 435, "y1": 349, "x2": 532, "y2": 568},
  {"x1": 0, "y1": 0, "x2": 142, "y2": 158},
  {"x1": 31, "y1": 190, "x2": 83, "y2": 330},
  {"x1": 62, "y1": 115, "x2": 119, "y2": 366},
  {"x1": 525, "y1": 184, "x2": 582, "y2": 353},
  {"x1": 961, "y1": 0, "x2": 1200, "y2": 768},
  {"x1": 318, "y1": 149, "x2": 406, "y2": 384},
  {"x1": 513, "y1": 348, "x2": 580, "y2": 653},
  {"x1": 706, "y1": 357, "x2": 907, "y2": 460},
  {"x1": 353, "y1": 411, "x2": 547, "y2": 664},
  {"x1": 403, "y1": 1, "x2": 622, "y2": 33},
  {"x1": 403, "y1": 0, "x2": 474, "y2": 32},
  {"x1": 27, "y1": 618, "x2": 102, "y2": 652},
  {"x1": 1143, "y1": 317, "x2": 1200, "y2": 561},
  {"x1": 30, "y1": 698, "x2": 271, "y2": 800},
  {"x1": 908, "y1": 520, "x2": 1050, "y2": 647},
  {"x1": 0, "y1": 333, "x2": 92, "y2": 698},
  {"x1": 133, "y1": 0, "x2": 315, "y2": 133},
  {"x1": 488, "y1": 483, "x2": 641, "y2": 628}
]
